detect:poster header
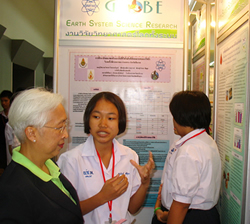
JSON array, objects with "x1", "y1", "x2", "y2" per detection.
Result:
[{"x1": 59, "y1": 0, "x2": 183, "y2": 41}]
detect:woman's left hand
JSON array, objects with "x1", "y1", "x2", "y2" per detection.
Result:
[{"x1": 130, "y1": 151, "x2": 155, "y2": 185}]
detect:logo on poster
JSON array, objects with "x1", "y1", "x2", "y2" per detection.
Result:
[
  {"x1": 151, "y1": 71, "x2": 159, "y2": 80},
  {"x1": 82, "y1": 0, "x2": 100, "y2": 16},
  {"x1": 88, "y1": 70, "x2": 95, "y2": 80},
  {"x1": 155, "y1": 59, "x2": 166, "y2": 71},
  {"x1": 79, "y1": 58, "x2": 88, "y2": 68},
  {"x1": 105, "y1": 0, "x2": 162, "y2": 14}
]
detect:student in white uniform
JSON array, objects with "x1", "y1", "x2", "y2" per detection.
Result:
[
  {"x1": 58, "y1": 92, "x2": 155, "y2": 224},
  {"x1": 152, "y1": 90, "x2": 221, "y2": 224}
]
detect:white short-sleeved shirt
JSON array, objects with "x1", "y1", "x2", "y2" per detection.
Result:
[
  {"x1": 5, "y1": 122, "x2": 20, "y2": 165},
  {"x1": 161, "y1": 129, "x2": 221, "y2": 210},
  {"x1": 57, "y1": 135, "x2": 141, "y2": 224}
]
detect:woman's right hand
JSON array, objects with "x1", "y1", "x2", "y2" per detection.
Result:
[
  {"x1": 80, "y1": 174, "x2": 128, "y2": 215},
  {"x1": 100, "y1": 174, "x2": 128, "y2": 202}
]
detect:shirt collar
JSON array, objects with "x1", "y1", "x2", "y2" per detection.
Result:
[
  {"x1": 12, "y1": 146, "x2": 60, "y2": 182},
  {"x1": 175, "y1": 128, "x2": 205, "y2": 147},
  {"x1": 81, "y1": 135, "x2": 127, "y2": 157}
]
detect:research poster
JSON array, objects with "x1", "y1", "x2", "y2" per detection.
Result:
[
  {"x1": 216, "y1": 23, "x2": 248, "y2": 224},
  {"x1": 57, "y1": 47, "x2": 183, "y2": 212},
  {"x1": 56, "y1": 0, "x2": 184, "y2": 221},
  {"x1": 192, "y1": 55, "x2": 205, "y2": 92},
  {"x1": 217, "y1": 0, "x2": 248, "y2": 37},
  {"x1": 192, "y1": 4, "x2": 206, "y2": 57},
  {"x1": 59, "y1": 0, "x2": 183, "y2": 42}
]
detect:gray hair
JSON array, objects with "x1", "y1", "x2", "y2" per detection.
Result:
[{"x1": 8, "y1": 88, "x2": 64, "y2": 143}]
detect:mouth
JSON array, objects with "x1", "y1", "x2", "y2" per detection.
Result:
[
  {"x1": 58, "y1": 143, "x2": 64, "y2": 148},
  {"x1": 97, "y1": 131, "x2": 109, "y2": 136}
]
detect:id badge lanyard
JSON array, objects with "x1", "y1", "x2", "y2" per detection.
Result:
[
  {"x1": 96, "y1": 144, "x2": 115, "y2": 223},
  {"x1": 181, "y1": 129, "x2": 206, "y2": 146}
]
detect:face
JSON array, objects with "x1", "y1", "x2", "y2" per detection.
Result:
[
  {"x1": 173, "y1": 119, "x2": 194, "y2": 138},
  {"x1": 36, "y1": 103, "x2": 68, "y2": 159},
  {"x1": 173, "y1": 119, "x2": 181, "y2": 136},
  {"x1": 89, "y1": 98, "x2": 119, "y2": 149},
  {"x1": 1, "y1": 97, "x2": 10, "y2": 111}
]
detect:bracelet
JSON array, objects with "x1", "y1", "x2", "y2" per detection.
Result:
[{"x1": 154, "y1": 207, "x2": 161, "y2": 214}]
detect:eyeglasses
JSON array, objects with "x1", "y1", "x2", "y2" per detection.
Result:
[{"x1": 43, "y1": 123, "x2": 67, "y2": 134}]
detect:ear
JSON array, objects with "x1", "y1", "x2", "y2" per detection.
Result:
[{"x1": 25, "y1": 126, "x2": 37, "y2": 142}]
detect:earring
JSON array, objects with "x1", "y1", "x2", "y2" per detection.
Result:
[{"x1": 33, "y1": 140, "x2": 36, "y2": 143}]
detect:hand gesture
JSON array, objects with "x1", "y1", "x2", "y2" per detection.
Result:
[
  {"x1": 99, "y1": 174, "x2": 128, "y2": 203},
  {"x1": 130, "y1": 151, "x2": 155, "y2": 185},
  {"x1": 157, "y1": 183, "x2": 163, "y2": 201},
  {"x1": 156, "y1": 209, "x2": 168, "y2": 223}
]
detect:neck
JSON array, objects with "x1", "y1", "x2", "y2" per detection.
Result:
[
  {"x1": 95, "y1": 142, "x2": 113, "y2": 169},
  {"x1": 4, "y1": 109, "x2": 8, "y2": 116},
  {"x1": 180, "y1": 127, "x2": 195, "y2": 138},
  {"x1": 19, "y1": 143, "x2": 50, "y2": 174}
]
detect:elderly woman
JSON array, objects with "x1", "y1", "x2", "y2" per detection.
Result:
[{"x1": 0, "y1": 88, "x2": 83, "y2": 224}]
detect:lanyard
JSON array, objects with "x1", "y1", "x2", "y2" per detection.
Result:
[
  {"x1": 96, "y1": 144, "x2": 115, "y2": 221},
  {"x1": 181, "y1": 129, "x2": 206, "y2": 146}
]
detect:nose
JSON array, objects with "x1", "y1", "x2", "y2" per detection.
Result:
[
  {"x1": 99, "y1": 118, "x2": 107, "y2": 128},
  {"x1": 62, "y1": 127, "x2": 69, "y2": 139}
]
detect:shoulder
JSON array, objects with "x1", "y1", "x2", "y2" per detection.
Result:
[
  {"x1": 178, "y1": 134, "x2": 218, "y2": 161},
  {"x1": 58, "y1": 143, "x2": 85, "y2": 160},
  {"x1": 114, "y1": 139, "x2": 138, "y2": 159},
  {"x1": 0, "y1": 161, "x2": 34, "y2": 192}
]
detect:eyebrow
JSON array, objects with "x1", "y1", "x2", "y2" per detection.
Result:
[{"x1": 92, "y1": 110, "x2": 118, "y2": 115}]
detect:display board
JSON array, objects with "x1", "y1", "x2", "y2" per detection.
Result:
[
  {"x1": 55, "y1": 0, "x2": 184, "y2": 223},
  {"x1": 192, "y1": 4, "x2": 206, "y2": 57},
  {"x1": 216, "y1": 21, "x2": 249, "y2": 224},
  {"x1": 217, "y1": 0, "x2": 248, "y2": 37},
  {"x1": 192, "y1": 55, "x2": 205, "y2": 92}
]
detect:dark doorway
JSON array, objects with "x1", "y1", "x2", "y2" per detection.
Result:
[
  {"x1": 45, "y1": 74, "x2": 53, "y2": 91},
  {"x1": 13, "y1": 63, "x2": 34, "y2": 92}
]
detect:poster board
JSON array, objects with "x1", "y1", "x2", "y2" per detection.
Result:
[
  {"x1": 215, "y1": 21, "x2": 249, "y2": 224},
  {"x1": 217, "y1": 0, "x2": 248, "y2": 38},
  {"x1": 55, "y1": 0, "x2": 184, "y2": 223},
  {"x1": 192, "y1": 55, "x2": 205, "y2": 92},
  {"x1": 192, "y1": 4, "x2": 206, "y2": 57}
]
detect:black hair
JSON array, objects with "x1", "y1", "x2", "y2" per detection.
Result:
[
  {"x1": 0, "y1": 90, "x2": 13, "y2": 99},
  {"x1": 169, "y1": 91, "x2": 211, "y2": 134},
  {"x1": 84, "y1": 92, "x2": 127, "y2": 135}
]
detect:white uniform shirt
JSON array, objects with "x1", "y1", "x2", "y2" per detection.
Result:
[
  {"x1": 58, "y1": 135, "x2": 141, "y2": 224},
  {"x1": 161, "y1": 129, "x2": 221, "y2": 210},
  {"x1": 5, "y1": 122, "x2": 20, "y2": 165}
]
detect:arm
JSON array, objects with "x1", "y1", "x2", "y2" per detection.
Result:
[
  {"x1": 153, "y1": 184, "x2": 168, "y2": 223},
  {"x1": 167, "y1": 200, "x2": 190, "y2": 224},
  {"x1": 79, "y1": 174, "x2": 128, "y2": 215},
  {"x1": 129, "y1": 151, "x2": 155, "y2": 214}
]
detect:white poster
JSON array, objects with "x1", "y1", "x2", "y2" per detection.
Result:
[{"x1": 57, "y1": 47, "x2": 182, "y2": 212}]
